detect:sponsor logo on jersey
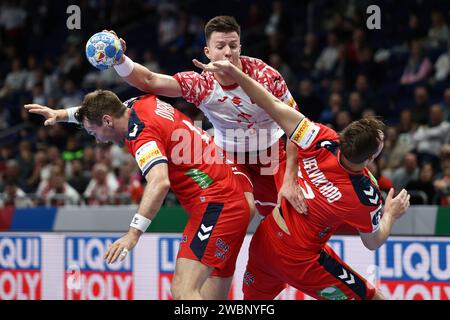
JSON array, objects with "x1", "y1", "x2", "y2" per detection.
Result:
[
  {"x1": 317, "y1": 286, "x2": 348, "y2": 300},
  {"x1": 290, "y1": 118, "x2": 320, "y2": 149},
  {"x1": 64, "y1": 236, "x2": 133, "y2": 300},
  {"x1": 0, "y1": 236, "x2": 42, "y2": 300},
  {"x1": 135, "y1": 141, "x2": 166, "y2": 174},
  {"x1": 185, "y1": 168, "x2": 213, "y2": 189}
]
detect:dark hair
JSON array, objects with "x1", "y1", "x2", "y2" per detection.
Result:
[
  {"x1": 339, "y1": 118, "x2": 386, "y2": 164},
  {"x1": 75, "y1": 90, "x2": 125, "y2": 126},
  {"x1": 204, "y1": 16, "x2": 241, "y2": 43}
]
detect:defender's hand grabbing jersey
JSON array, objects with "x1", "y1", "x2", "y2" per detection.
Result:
[
  {"x1": 244, "y1": 119, "x2": 381, "y2": 300},
  {"x1": 125, "y1": 95, "x2": 249, "y2": 277},
  {"x1": 174, "y1": 56, "x2": 298, "y2": 216}
]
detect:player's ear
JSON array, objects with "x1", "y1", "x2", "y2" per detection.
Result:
[
  {"x1": 103, "y1": 115, "x2": 113, "y2": 127},
  {"x1": 204, "y1": 46, "x2": 211, "y2": 60}
]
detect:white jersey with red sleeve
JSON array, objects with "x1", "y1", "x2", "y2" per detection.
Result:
[
  {"x1": 280, "y1": 118, "x2": 383, "y2": 254},
  {"x1": 173, "y1": 56, "x2": 298, "y2": 152},
  {"x1": 124, "y1": 94, "x2": 243, "y2": 212}
]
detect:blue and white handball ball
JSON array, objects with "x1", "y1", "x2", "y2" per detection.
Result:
[{"x1": 85, "y1": 32, "x2": 123, "y2": 70}]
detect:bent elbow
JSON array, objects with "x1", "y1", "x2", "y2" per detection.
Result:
[
  {"x1": 158, "y1": 179, "x2": 171, "y2": 192},
  {"x1": 363, "y1": 242, "x2": 380, "y2": 251}
]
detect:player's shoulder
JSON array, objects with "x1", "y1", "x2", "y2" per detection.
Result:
[
  {"x1": 348, "y1": 171, "x2": 382, "y2": 207},
  {"x1": 126, "y1": 108, "x2": 146, "y2": 141},
  {"x1": 175, "y1": 69, "x2": 215, "y2": 84},
  {"x1": 241, "y1": 55, "x2": 271, "y2": 72}
]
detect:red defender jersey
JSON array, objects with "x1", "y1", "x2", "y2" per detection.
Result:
[
  {"x1": 125, "y1": 94, "x2": 243, "y2": 212},
  {"x1": 283, "y1": 118, "x2": 383, "y2": 254}
]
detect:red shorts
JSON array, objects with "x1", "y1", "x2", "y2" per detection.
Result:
[
  {"x1": 224, "y1": 139, "x2": 286, "y2": 216},
  {"x1": 178, "y1": 197, "x2": 250, "y2": 278},
  {"x1": 243, "y1": 213, "x2": 376, "y2": 300}
]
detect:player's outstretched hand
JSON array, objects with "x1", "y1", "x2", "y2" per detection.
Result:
[
  {"x1": 192, "y1": 59, "x2": 233, "y2": 73},
  {"x1": 103, "y1": 29, "x2": 127, "y2": 63},
  {"x1": 104, "y1": 231, "x2": 140, "y2": 264},
  {"x1": 384, "y1": 188, "x2": 410, "y2": 220},
  {"x1": 24, "y1": 104, "x2": 59, "y2": 126},
  {"x1": 277, "y1": 179, "x2": 308, "y2": 214}
]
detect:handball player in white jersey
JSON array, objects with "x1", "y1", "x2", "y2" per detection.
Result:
[{"x1": 109, "y1": 16, "x2": 306, "y2": 219}]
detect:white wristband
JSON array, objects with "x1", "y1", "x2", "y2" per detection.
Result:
[
  {"x1": 113, "y1": 56, "x2": 134, "y2": 77},
  {"x1": 129, "y1": 213, "x2": 152, "y2": 233},
  {"x1": 66, "y1": 106, "x2": 80, "y2": 124}
]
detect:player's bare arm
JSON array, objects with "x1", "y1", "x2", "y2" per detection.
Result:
[
  {"x1": 106, "y1": 30, "x2": 182, "y2": 97},
  {"x1": 360, "y1": 188, "x2": 410, "y2": 251},
  {"x1": 193, "y1": 59, "x2": 304, "y2": 138},
  {"x1": 104, "y1": 163, "x2": 171, "y2": 264}
]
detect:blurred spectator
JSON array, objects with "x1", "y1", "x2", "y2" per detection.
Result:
[
  {"x1": 354, "y1": 74, "x2": 376, "y2": 108},
  {"x1": 390, "y1": 152, "x2": 419, "y2": 191},
  {"x1": 427, "y1": 11, "x2": 449, "y2": 48},
  {"x1": 297, "y1": 79, "x2": 323, "y2": 121},
  {"x1": 332, "y1": 45, "x2": 356, "y2": 89},
  {"x1": 82, "y1": 146, "x2": 96, "y2": 172},
  {"x1": 297, "y1": 33, "x2": 320, "y2": 73},
  {"x1": 406, "y1": 162, "x2": 436, "y2": 204},
  {"x1": 36, "y1": 166, "x2": 80, "y2": 206},
  {"x1": 0, "y1": 58, "x2": 27, "y2": 97},
  {"x1": 400, "y1": 40, "x2": 432, "y2": 85},
  {"x1": 16, "y1": 141, "x2": 34, "y2": 192},
  {"x1": 319, "y1": 93, "x2": 342, "y2": 126},
  {"x1": 83, "y1": 163, "x2": 118, "y2": 205},
  {"x1": 26, "y1": 151, "x2": 47, "y2": 193},
  {"x1": 157, "y1": 4, "x2": 178, "y2": 48},
  {"x1": 367, "y1": 160, "x2": 393, "y2": 193},
  {"x1": 25, "y1": 55, "x2": 40, "y2": 91},
  {"x1": 348, "y1": 91, "x2": 364, "y2": 121},
  {"x1": 59, "y1": 80, "x2": 83, "y2": 109},
  {"x1": 0, "y1": 0, "x2": 27, "y2": 46},
  {"x1": 0, "y1": 178, "x2": 32, "y2": 208},
  {"x1": 412, "y1": 104, "x2": 450, "y2": 166},
  {"x1": 67, "y1": 159, "x2": 90, "y2": 195},
  {"x1": 244, "y1": 2, "x2": 265, "y2": 36},
  {"x1": 110, "y1": 144, "x2": 134, "y2": 171},
  {"x1": 432, "y1": 37, "x2": 450, "y2": 82},
  {"x1": 346, "y1": 28, "x2": 367, "y2": 63},
  {"x1": 411, "y1": 86, "x2": 430, "y2": 125},
  {"x1": 405, "y1": 13, "x2": 427, "y2": 44},
  {"x1": 381, "y1": 126, "x2": 414, "y2": 173},
  {"x1": 314, "y1": 32, "x2": 340, "y2": 77},
  {"x1": 31, "y1": 83, "x2": 46, "y2": 106},
  {"x1": 440, "y1": 88, "x2": 450, "y2": 121},
  {"x1": 115, "y1": 159, "x2": 144, "y2": 204},
  {"x1": 398, "y1": 109, "x2": 417, "y2": 135},
  {"x1": 433, "y1": 145, "x2": 450, "y2": 205},
  {"x1": 335, "y1": 110, "x2": 352, "y2": 132},
  {"x1": 269, "y1": 53, "x2": 297, "y2": 91},
  {"x1": 264, "y1": 0, "x2": 292, "y2": 39},
  {"x1": 3, "y1": 159, "x2": 26, "y2": 191}
]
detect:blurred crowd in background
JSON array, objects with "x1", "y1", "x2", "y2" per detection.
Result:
[{"x1": 1, "y1": 0, "x2": 450, "y2": 207}]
